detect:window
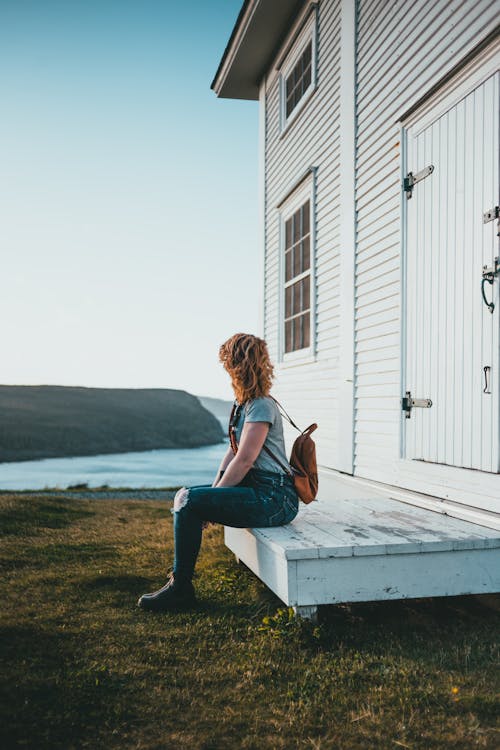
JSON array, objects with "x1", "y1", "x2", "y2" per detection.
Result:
[
  {"x1": 285, "y1": 41, "x2": 312, "y2": 118},
  {"x1": 283, "y1": 197, "x2": 312, "y2": 354},
  {"x1": 280, "y1": 11, "x2": 317, "y2": 131}
]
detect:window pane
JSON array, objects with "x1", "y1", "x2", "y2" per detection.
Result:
[
  {"x1": 285, "y1": 286, "x2": 292, "y2": 317},
  {"x1": 302, "y1": 235, "x2": 310, "y2": 272},
  {"x1": 302, "y1": 312, "x2": 310, "y2": 348},
  {"x1": 303, "y1": 42, "x2": 312, "y2": 66},
  {"x1": 293, "y1": 243, "x2": 301, "y2": 276},
  {"x1": 293, "y1": 209, "x2": 301, "y2": 242},
  {"x1": 285, "y1": 249, "x2": 292, "y2": 282},
  {"x1": 302, "y1": 201, "x2": 310, "y2": 234},
  {"x1": 285, "y1": 218, "x2": 292, "y2": 249},
  {"x1": 293, "y1": 317, "x2": 301, "y2": 350},
  {"x1": 293, "y1": 59, "x2": 299, "y2": 83},
  {"x1": 293, "y1": 280, "x2": 301, "y2": 314},
  {"x1": 303, "y1": 64, "x2": 312, "y2": 91},
  {"x1": 285, "y1": 320, "x2": 292, "y2": 353},
  {"x1": 302, "y1": 276, "x2": 310, "y2": 310}
]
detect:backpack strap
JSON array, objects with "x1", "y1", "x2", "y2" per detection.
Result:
[
  {"x1": 228, "y1": 401, "x2": 243, "y2": 454},
  {"x1": 262, "y1": 444, "x2": 295, "y2": 477},
  {"x1": 268, "y1": 394, "x2": 302, "y2": 433}
]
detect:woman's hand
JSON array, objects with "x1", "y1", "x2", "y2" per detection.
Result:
[
  {"x1": 212, "y1": 445, "x2": 235, "y2": 487},
  {"x1": 216, "y1": 421, "x2": 270, "y2": 487}
]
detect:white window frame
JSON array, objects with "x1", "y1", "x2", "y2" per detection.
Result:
[
  {"x1": 279, "y1": 10, "x2": 317, "y2": 134},
  {"x1": 278, "y1": 173, "x2": 316, "y2": 364}
]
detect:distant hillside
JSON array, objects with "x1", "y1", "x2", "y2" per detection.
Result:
[
  {"x1": 197, "y1": 396, "x2": 233, "y2": 420},
  {"x1": 0, "y1": 386, "x2": 224, "y2": 463}
]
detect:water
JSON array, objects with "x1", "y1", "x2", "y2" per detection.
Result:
[
  {"x1": 0, "y1": 441, "x2": 230, "y2": 491},
  {"x1": 0, "y1": 417, "x2": 230, "y2": 491}
]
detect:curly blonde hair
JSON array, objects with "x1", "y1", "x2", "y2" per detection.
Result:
[{"x1": 219, "y1": 333, "x2": 274, "y2": 403}]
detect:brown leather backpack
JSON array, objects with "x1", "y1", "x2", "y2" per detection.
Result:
[
  {"x1": 285, "y1": 422, "x2": 319, "y2": 504},
  {"x1": 267, "y1": 396, "x2": 318, "y2": 504}
]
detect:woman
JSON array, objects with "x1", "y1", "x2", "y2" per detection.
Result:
[{"x1": 138, "y1": 332, "x2": 299, "y2": 612}]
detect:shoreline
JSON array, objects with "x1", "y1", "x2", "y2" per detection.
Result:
[
  {"x1": 0, "y1": 439, "x2": 226, "y2": 465},
  {"x1": 0, "y1": 487, "x2": 180, "y2": 501}
]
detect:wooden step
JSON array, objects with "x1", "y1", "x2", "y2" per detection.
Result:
[{"x1": 224, "y1": 488, "x2": 500, "y2": 621}]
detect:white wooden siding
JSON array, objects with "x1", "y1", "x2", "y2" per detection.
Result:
[
  {"x1": 354, "y1": 0, "x2": 499, "y2": 509},
  {"x1": 263, "y1": 0, "x2": 343, "y2": 468}
]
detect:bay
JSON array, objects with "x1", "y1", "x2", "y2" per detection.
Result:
[
  {"x1": 0, "y1": 417, "x2": 230, "y2": 491},
  {"x1": 0, "y1": 441, "x2": 229, "y2": 491}
]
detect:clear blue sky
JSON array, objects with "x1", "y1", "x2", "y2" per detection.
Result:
[{"x1": 0, "y1": 0, "x2": 259, "y2": 400}]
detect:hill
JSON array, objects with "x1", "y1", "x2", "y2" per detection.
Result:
[
  {"x1": 0, "y1": 386, "x2": 224, "y2": 463},
  {"x1": 197, "y1": 395, "x2": 233, "y2": 421}
]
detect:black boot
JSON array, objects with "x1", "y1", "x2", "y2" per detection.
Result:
[{"x1": 137, "y1": 574, "x2": 197, "y2": 612}]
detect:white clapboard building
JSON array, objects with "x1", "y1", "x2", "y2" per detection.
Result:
[{"x1": 212, "y1": 0, "x2": 500, "y2": 618}]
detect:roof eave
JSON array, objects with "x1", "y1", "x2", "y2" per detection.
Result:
[{"x1": 211, "y1": 0, "x2": 305, "y2": 101}]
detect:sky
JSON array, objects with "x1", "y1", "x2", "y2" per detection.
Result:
[{"x1": 0, "y1": 0, "x2": 260, "y2": 401}]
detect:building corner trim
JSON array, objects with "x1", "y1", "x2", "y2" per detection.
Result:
[{"x1": 337, "y1": 0, "x2": 357, "y2": 475}]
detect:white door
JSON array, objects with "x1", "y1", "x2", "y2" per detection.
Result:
[{"x1": 404, "y1": 71, "x2": 499, "y2": 473}]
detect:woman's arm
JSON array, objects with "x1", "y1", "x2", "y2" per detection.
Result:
[
  {"x1": 212, "y1": 444, "x2": 235, "y2": 487},
  {"x1": 215, "y1": 422, "x2": 269, "y2": 487}
]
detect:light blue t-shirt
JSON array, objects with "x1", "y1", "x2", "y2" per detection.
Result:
[{"x1": 232, "y1": 396, "x2": 291, "y2": 474}]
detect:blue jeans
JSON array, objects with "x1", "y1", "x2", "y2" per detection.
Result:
[{"x1": 172, "y1": 467, "x2": 299, "y2": 583}]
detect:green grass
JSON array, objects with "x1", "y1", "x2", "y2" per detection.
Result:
[{"x1": 0, "y1": 493, "x2": 499, "y2": 749}]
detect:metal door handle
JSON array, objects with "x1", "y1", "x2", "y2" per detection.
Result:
[
  {"x1": 482, "y1": 257, "x2": 499, "y2": 313},
  {"x1": 483, "y1": 366, "x2": 491, "y2": 394},
  {"x1": 482, "y1": 276, "x2": 495, "y2": 313}
]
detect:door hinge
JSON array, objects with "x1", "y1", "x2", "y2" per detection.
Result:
[
  {"x1": 483, "y1": 206, "x2": 500, "y2": 224},
  {"x1": 403, "y1": 165, "x2": 434, "y2": 199},
  {"x1": 402, "y1": 391, "x2": 433, "y2": 418}
]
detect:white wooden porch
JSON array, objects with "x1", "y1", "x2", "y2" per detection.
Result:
[{"x1": 224, "y1": 472, "x2": 500, "y2": 621}]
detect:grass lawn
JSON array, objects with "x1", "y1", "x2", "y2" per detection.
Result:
[{"x1": 0, "y1": 492, "x2": 499, "y2": 749}]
